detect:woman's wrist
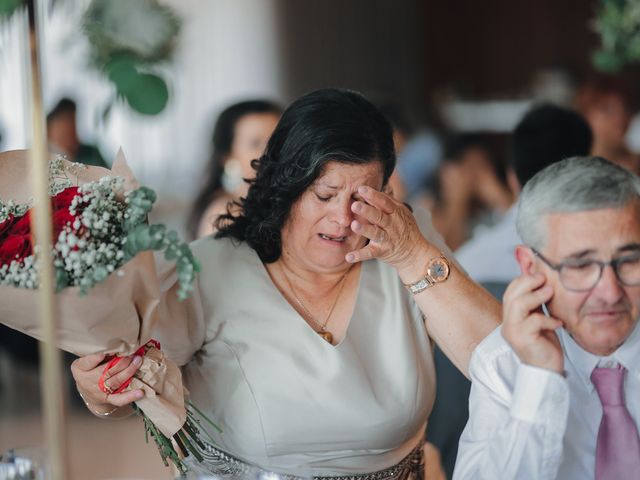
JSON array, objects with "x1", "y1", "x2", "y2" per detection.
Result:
[{"x1": 395, "y1": 241, "x2": 442, "y2": 285}]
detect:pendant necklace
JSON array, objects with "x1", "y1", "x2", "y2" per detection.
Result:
[{"x1": 279, "y1": 263, "x2": 351, "y2": 344}]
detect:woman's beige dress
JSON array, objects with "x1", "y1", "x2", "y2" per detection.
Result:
[{"x1": 156, "y1": 237, "x2": 436, "y2": 475}]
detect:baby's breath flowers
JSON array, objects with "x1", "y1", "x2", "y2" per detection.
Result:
[{"x1": 0, "y1": 159, "x2": 199, "y2": 299}]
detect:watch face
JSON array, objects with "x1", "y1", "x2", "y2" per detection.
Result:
[{"x1": 427, "y1": 256, "x2": 450, "y2": 283}]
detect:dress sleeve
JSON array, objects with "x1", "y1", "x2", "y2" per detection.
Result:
[{"x1": 453, "y1": 350, "x2": 570, "y2": 480}]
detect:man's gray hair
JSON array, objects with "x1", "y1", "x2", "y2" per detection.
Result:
[{"x1": 516, "y1": 156, "x2": 640, "y2": 249}]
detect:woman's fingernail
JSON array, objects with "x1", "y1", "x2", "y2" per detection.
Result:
[
  {"x1": 358, "y1": 186, "x2": 369, "y2": 195},
  {"x1": 352, "y1": 221, "x2": 362, "y2": 231},
  {"x1": 352, "y1": 202, "x2": 362, "y2": 213},
  {"x1": 133, "y1": 356, "x2": 142, "y2": 366},
  {"x1": 134, "y1": 390, "x2": 144, "y2": 399},
  {"x1": 346, "y1": 253, "x2": 355, "y2": 262}
]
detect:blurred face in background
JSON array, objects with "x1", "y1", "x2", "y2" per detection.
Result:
[
  {"x1": 585, "y1": 92, "x2": 630, "y2": 150},
  {"x1": 47, "y1": 112, "x2": 80, "y2": 157},
  {"x1": 226, "y1": 112, "x2": 280, "y2": 196}
]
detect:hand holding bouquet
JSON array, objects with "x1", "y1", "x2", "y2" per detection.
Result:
[{"x1": 0, "y1": 149, "x2": 215, "y2": 474}]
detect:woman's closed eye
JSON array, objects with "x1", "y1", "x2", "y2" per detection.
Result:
[{"x1": 315, "y1": 193, "x2": 332, "y2": 202}]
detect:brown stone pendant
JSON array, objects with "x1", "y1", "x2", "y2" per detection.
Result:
[{"x1": 318, "y1": 330, "x2": 334, "y2": 344}]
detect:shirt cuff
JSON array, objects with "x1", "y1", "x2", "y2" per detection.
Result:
[{"x1": 510, "y1": 363, "x2": 569, "y2": 424}]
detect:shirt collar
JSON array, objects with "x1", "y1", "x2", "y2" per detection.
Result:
[{"x1": 560, "y1": 320, "x2": 640, "y2": 392}]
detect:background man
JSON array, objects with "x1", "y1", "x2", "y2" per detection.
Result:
[{"x1": 454, "y1": 156, "x2": 640, "y2": 479}]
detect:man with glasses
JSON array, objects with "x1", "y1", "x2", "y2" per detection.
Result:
[{"x1": 454, "y1": 156, "x2": 640, "y2": 480}]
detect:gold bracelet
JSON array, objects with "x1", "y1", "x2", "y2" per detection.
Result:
[{"x1": 77, "y1": 389, "x2": 118, "y2": 418}]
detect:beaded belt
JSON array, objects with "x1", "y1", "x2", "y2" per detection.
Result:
[{"x1": 187, "y1": 441, "x2": 424, "y2": 480}]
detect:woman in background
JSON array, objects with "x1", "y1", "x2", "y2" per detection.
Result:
[
  {"x1": 575, "y1": 75, "x2": 639, "y2": 174},
  {"x1": 188, "y1": 99, "x2": 282, "y2": 238}
]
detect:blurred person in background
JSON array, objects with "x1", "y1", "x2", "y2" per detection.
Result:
[
  {"x1": 456, "y1": 105, "x2": 593, "y2": 290},
  {"x1": 187, "y1": 99, "x2": 282, "y2": 239},
  {"x1": 427, "y1": 104, "x2": 593, "y2": 479},
  {"x1": 46, "y1": 97, "x2": 108, "y2": 168},
  {"x1": 417, "y1": 134, "x2": 514, "y2": 251},
  {"x1": 575, "y1": 75, "x2": 639, "y2": 174},
  {"x1": 376, "y1": 102, "x2": 415, "y2": 202},
  {"x1": 395, "y1": 112, "x2": 445, "y2": 203}
]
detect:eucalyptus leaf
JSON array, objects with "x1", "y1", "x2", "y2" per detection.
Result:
[
  {"x1": 164, "y1": 247, "x2": 178, "y2": 261},
  {"x1": 0, "y1": 0, "x2": 23, "y2": 17},
  {"x1": 55, "y1": 268, "x2": 69, "y2": 291},
  {"x1": 123, "y1": 73, "x2": 169, "y2": 115},
  {"x1": 106, "y1": 55, "x2": 138, "y2": 95},
  {"x1": 92, "y1": 266, "x2": 109, "y2": 282},
  {"x1": 148, "y1": 224, "x2": 167, "y2": 249}
]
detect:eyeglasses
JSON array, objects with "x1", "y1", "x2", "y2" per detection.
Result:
[{"x1": 532, "y1": 248, "x2": 640, "y2": 292}]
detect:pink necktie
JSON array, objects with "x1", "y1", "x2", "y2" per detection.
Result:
[{"x1": 591, "y1": 366, "x2": 640, "y2": 480}]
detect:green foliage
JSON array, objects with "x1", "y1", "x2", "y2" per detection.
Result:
[
  {"x1": 121, "y1": 73, "x2": 168, "y2": 115},
  {"x1": 83, "y1": 0, "x2": 180, "y2": 116},
  {"x1": 105, "y1": 56, "x2": 169, "y2": 115},
  {"x1": 134, "y1": 401, "x2": 221, "y2": 476},
  {"x1": 123, "y1": 186, "x2": 200, "y2": 301},
  {"x1": 593, "y1": 0, "x2": 640, "y2": 72},
  {"x1": 0, "y1": 0, "x2": 22, "y2": 17}
]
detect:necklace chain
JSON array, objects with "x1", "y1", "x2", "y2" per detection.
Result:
[{"x1": 279, "y1": 263, "x2": 351, "y2": 336}]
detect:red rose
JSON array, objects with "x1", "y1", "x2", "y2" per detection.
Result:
[
  {"x1": 0, "y1": 214, "x2": 16, "y2": 240},
  {"x1": 52, "y1": 187, "x2": 80, "y2": 211},
  {"x1": 0, "y1": 234, "x2": 32, "y2": 265},
  {"x1": 10, "y1": 210, "x2": 31, "y2": 236},
  {"x1": 53, "y1": 208, "x2": 78, "y2": 239}
]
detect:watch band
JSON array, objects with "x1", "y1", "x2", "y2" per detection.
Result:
[
  {"x1": 403, "y1": 254, "x2": 450, "y2": 295},
  {"x1": 405, "y1": 275, "x2": 436, "y2": 295}
]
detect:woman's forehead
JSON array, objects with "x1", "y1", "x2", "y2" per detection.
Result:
[{"x1": 314, "y1": 161, "x2": 383, "y2": 185}]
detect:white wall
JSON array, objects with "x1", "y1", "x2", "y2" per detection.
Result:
[{"x1": 0, "y1": 0, "x2": 284, "y2": 201}]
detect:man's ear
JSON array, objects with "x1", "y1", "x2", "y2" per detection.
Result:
[{"x1": 515, "y1": 244, "x2": 537, "y2": 275}]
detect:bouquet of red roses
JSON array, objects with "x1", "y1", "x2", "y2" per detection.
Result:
[{"x1": 0, "y1": 149, "x2": 215, "y2": 474}]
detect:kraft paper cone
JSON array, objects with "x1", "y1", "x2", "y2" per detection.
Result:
[{"x1": 0, "y1": 149, "x2": 192, "y2": 438}]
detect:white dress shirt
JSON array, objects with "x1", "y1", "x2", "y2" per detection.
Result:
[
  {"x1": 454, "y1": 205, "x2": 521, "y2": 284},
  {"x1": 454, "y1": 322, "x2": 640, "y2": 479}
]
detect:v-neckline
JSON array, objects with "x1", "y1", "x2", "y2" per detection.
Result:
[{"x1": 254, "y1": 252, "x2": 366, "y2": 349}]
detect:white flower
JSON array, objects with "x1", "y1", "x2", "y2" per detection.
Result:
[{"x1": 85, "y1": 0, "x2": 178, "y2": 60}]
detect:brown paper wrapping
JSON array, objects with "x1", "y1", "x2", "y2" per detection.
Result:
[{"x1": 0, "y1": 150, "x2": 187, "y2": 438}]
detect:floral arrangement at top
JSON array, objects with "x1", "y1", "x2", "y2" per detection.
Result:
[
  {"x1": 0, "y1": 0, "x2": 180, "y2": 116},
  {"x1": 592, "y1": 0, "x2": 640, "y2": 72},
  {"x1": 83, "y1": 0, "x2": 181, "y2": 116},
  {"x1": 0, "y1": 150, "x2": 216, "y2": 475}
]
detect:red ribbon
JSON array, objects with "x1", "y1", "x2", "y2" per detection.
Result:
[{"x1": 98, "y1": 339, "x2": 161, "y2": 395}]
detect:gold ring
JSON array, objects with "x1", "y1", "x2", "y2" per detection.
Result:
[{"x1": 102, "y1": 379, "x2": 115, "y2": 395}]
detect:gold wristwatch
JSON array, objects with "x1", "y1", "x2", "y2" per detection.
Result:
[{"x1": 403, "y1": 254, "x2": 451, "y2": 295}]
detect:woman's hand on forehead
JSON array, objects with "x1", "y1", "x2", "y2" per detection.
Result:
[{"x1": 345, "y1": 186, "x2": 426, "y2": 271}]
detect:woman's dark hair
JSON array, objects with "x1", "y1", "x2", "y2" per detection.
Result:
[
  {"x1": 187, "y1": 99, "x2": 282, "y2": 239},
  {"x1": 216, "y1": 88, "x2": 396, "y2": 263}
]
